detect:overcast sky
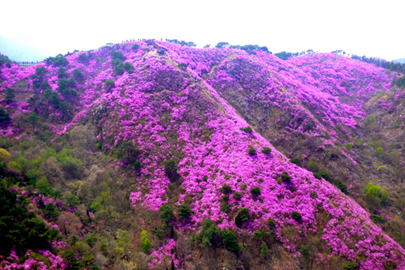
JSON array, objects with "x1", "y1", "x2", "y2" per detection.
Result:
[{"x1": 1, "y1": 0, "x2": 404, "y2": 61}]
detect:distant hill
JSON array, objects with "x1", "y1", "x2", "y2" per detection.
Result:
[
  {"x1": 0, "y1": 34, "x2": 50, "y2": 62},
  {"x1": 393, "y1": 58, "x2": 405, "y2": 64}
]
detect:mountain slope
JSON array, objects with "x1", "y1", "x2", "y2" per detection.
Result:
[{"x1": 0, "y1": 40, "x2": 404, "y2": 269}]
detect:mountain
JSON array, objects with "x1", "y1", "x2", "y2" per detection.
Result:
[
  {"x1": 0, "y1": 40, "x2": 405, "y2": 269},
  {"x1": 393, "y1": 58, "x2": 405, "y2": 64}
]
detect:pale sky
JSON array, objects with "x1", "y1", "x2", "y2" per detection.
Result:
[{"x1": 1, "y1": 0, "x2": 404, "y2": 61}]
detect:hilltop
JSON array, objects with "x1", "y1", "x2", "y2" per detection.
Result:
[{"x1": 0, "y1": 40, "x2": 405, "y2": 269}]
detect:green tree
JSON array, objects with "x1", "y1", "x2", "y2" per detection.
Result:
[
  {"x1": 159, "y1": 205, "x2": 175, "y2": 224},
  {"x1": 177, "y1": 204, "x2": 191, "y2": 221},
  {"x1": 260, "y1": 241, "x2": 269, "y2": 257},
  {"x1": 5, "y1": 88, "x2": 15, "y2": 104},
  {"x1": 140, "y1": 230, "x2": 151, "y2": 254},
  {"x1": 165, "y1": 160, "x2": 180, "y2": 182},
  {"x1": 235, "y1": 208, "x2": 250, "y2": 228},
  {"x1": 222, "y1": 230, "x2": 240, "y2": 253}
]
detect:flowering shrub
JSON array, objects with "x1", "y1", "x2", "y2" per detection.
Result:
[{"x1": 0, "y1": 40, "x2": 404, "y2": 269}]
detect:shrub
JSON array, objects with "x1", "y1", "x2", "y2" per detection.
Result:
[
  {"x1": 104, "y1": 80, "x2": 115, "y2": 92},
  {"x1": 47, "y1": 54, "x2": 68, "y2": 67},
  {"x1": 123, "y1": 62, "x2": 134, "y2": 74},
  {"x1": 159, "y1": 205, "x2": 175, "y2": 224},
  {"x1": 376, "y1": 147, "x2": 385, "y2": 157},
  {"x1": 60, "y1": 156, "x2": 84, "y2": 179},
  {"x1": 261, "y1": 241, "x2": 269, "y2": 257},
  {"x1": 177, "y1": 204, "x2": 191, "y2": 221},
  {"x1": 44, "y1": 203, "x2": 60, "y2": 220},
  {"x1": 0, "y1": 148, "x2": 10, "y2": 162},
  {"x1": 203, "y1": 176, "x2": 208, "y2": 181},
  {"x1": 235, "y1": 208, "x2": 250, "y2": 227},
  {"x1": 0, "y1": 108, "x2": 11, "y2": 126},
  {"x1": 241, "y1": 183, "x2": 247, "y2": 190},
  {"x1": 248, "y1": 148, "x2": 257, "y2": 156},
  {"x1": 140, "y1": 230, "x2": 151, "y2": 254},
  {"x1": 345, "y1": 142, "x2": 353, "y2": 150},
  {"x1": 292, "y1": 211, "x2": 302, "y2": 223},
  {"x1": 165, "y1": 160, "x2": 180, "y2": 183},
  {"x1": 267, "y1": 217, "x2": 275, "y2": 229},
  {"x1": 307, "y1": 161, "x2": 319, "y2": 172},
  {"x1": 222, "y1": 184, "x2": 232, "y2": 194},
  {"x1": 299, "y1": 245, "x2": 310, "y2": 260},
  {"x1": 131, "y1": 44, "x2": 139, "y2": 51},
  {"x1": 37, "y1": 176, "x2": 52, "y2": 195},
  {"x1": 262, "y1": 147, "x2": 271, "y2": 154},
  {"x1": 370, "y1": 214, "x2": 386, "y2": 224},
  {"x1": 233, "y1": 192, "x2": 242, "y2": 200},
  {"x1": 222, "y1": 230, "x2": 240, "y2": 253},
  {"x1": 333, "y1": 179, "x2": 348, "y2": 194},
  {"x1": 5, "y1": 88, "x2": 15, "y2": 104},
  {"x1": 314, "y1": 171, "x2": 331, "y2": 182},
  {"x1": 250, "y1": 186, "x2": 261, "y2": 197},
  {"x1": 66, "y1": 194, "x2": 80, "y2": 208},
  {"x1": 290, "y1": 158, "x2": 302, "y2": 167},
  {"x1": 381, "y1": 189, "x2": 388, "y2": 205},
  {"x1": 281, "y1": 172, "x2": 292, "y2": 184},
  {"x1": 240, "y1": 126, "x2": 253, "y2": 133},
  {"x1": 196, "y1": 219, "x2": 222, "y2": 248},
  {"x1": 73, "y1": 69, "x2": 85, "y2": 84},
  {"x1": 342, "y1": 261, "x2": 359, "y2": 270},
  {"x1": 221, "y1": 201, "x2": 230, "y2": 212}
]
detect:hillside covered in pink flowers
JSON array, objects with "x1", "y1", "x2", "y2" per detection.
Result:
[{"x1": 1, "y1": 40, "x2": 405, "y2": 269}]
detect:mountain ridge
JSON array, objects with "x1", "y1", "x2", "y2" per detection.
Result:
[{"x1": 0, "y1": 40, "x2": 405, "y2": 269}]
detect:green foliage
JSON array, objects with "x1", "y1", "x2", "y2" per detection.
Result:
[
  {"x1": 140, "y1": 230, "x2": 151, "y2": 254},
  {"x1": 123, "y1": 62, "x2": 134, "y2": 74},
  {"x1": 222, "y1": 184, "x2": 232, "y2": 194},
  {"x1": 202, "y1": 176, "x2": 208, "y2": 181},
  {"x1": 5, "y1": 88, "x2": 15, "y2": 104},
  {"x1": 281, "y1": 172, "x2": 292, "y2": 184},
  {"x1": 240, "y1": 126, "x2": 253, "y2": 133},
  {"x1": 370, "y1": 214, "x2": 386, "y2": 224},
  {"x1": 250, "y1": 186, "x2": 261, "y2": 197},
  {"x1": 165, "y1": 160, "x2": 180, "y2": 182},
  {"x1": 37, "y1": 176, "x2": 52, "y2": 195},
  {"x1": 85, "y1": 233, "x2": 98, "y2": 247},
  {"x1": 0, "y1": 183, "x2": 59, "y2": 256},
  {"x1": 248, "y1": 147, "x2": 257, "y2": 156},
  {"x1": 235, "y1": 208, "x2": 250, "y2": 228},
  {"x1": 66, "y1": 193, "x2": 80, "y2": 208},
  {"x1": 59, "y1": 155, "x2": 84, "y2": 179},
  {"x1": 342, "y1": 261, "x2": 359, "y2": 270},
  {"x1": 159, "y1": 205, "x2": 175, "y2": 224},
  {"x1": 376, "y1": 147, "x2": 385, "y2": 157},
  {"x1": 57, "y1": 67, "x2": 67, "y2": 79},
  {"x1": 333, "y1": 179, "x2": 348, "y2": 194},
  {"x1": 177, "y1": 204, "x2": 191, "y2": 221},
  {"x1": 222, "y1": 230, "x2": 240, "y2": 253},
  {"x1": 381, "y1": 189, "x2": 388, "y2": 205},
  {"x1": 267, "y1": 217, "x2": 275, "y2": 229},
  {"x1": 0, "y1": 108, "x2": 10, "y2": 125},
  {"x1": 233, "y1": 192, "x2": 242, "y2": 200},
  {"x1": 46, "y1": 54, "x2": 68, "y2": 67},
  {"x1": 221, "y1": 201, "x2": 230, "y2": 213},
  {"x1": 290, "y1": 158, "x2": 302, "y2": 167},
  {"x1": 104, "y1": 79, "x2": 115, "y2": 92},
  {"x1": 345, "y1": 142, "x2": 353, "y2": 150},
  {"x1": 299, "y1": 245, "x2": 310, "y2": 260},
  {"x1": 196, "y1": 219, "x2": 222, "y2": 248},
  {"x1": 260, "y1": 241, "x2": 269, "y2": 257},
  {"x1": 44, "y1": 203, "x2": 60, "y2": 220},
  {"x1": 364, "y1": 182, "x2": 381, "y2": 197},
  {"x1": 292, "y1": 211, "x2": 302, "y2": 223},
  {"x1": 241, "y1": 183, "x2": 247, "y2": 190},
  {"x1": 262, "y1": 147, "x2": 271, "y2": 154},
  {"x1": 73, "y1": 68, "x2": 85, "y2": 84},
  {"x1": 307, "y1": 161, "x2": 319, "y2": 173},
  {"x1": 131, "y1": 44, "x2": 139, "y2": 51},
  {"x1": 314, "y1": 171, "x2": 331, "y2": 182},
  {"x1": 364, "y1": 192, "x2": 382, "y2": 213}
]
